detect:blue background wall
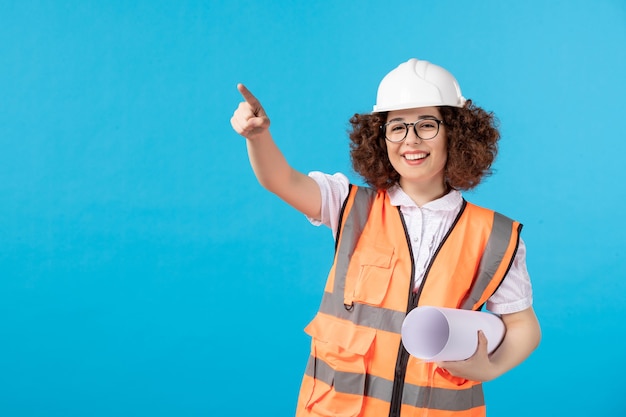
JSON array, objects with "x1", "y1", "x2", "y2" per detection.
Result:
[{"x1": 1, "y1": 1, "x2": 625, "y2": 415}]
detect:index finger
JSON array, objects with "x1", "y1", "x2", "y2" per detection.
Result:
[{"x1": 237, "y1": 83, "x2": 260, "y2": 106}]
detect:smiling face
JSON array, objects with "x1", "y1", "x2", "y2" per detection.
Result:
[{"x1": 384, "y1": 106, "x2": 448, "y2": 204}]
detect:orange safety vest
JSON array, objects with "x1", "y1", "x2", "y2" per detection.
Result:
[{"x1": 295, "y1": 185, "x2": 522, "y2": 417}]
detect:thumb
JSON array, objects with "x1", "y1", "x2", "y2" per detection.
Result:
[
  {"x1": 246, "y1": 114, "x2": 270, "y2": 130},
  {"x1": 476, "y1": 330, "x2": 489, "y2": 351}
]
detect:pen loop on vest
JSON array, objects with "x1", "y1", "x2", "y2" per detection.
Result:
[{"x1": 344, "y1": 303, "x2": 354, "y2": 311}]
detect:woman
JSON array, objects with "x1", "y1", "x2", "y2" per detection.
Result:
[{"x1": 230, "y1": 58, "x2": 541, "y2": 417}]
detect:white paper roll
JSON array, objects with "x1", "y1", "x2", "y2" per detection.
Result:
[{"x1": 401, "y1": 306, "x2": 505, "y2": 362}]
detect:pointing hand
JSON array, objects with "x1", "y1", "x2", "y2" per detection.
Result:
[{"x1": 230, "y1": 84, "x2": 271, "y2": 139}]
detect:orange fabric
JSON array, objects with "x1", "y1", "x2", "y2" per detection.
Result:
[{"x1": 296, "y1": 187, "x2": 520, "y2": 417}]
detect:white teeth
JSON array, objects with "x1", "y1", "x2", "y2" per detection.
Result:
[{"x1": 404, "y1": 153, "x2": 427, "y2": 160}]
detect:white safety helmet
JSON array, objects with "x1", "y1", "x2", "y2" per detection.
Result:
[{"x1": 373, "y1": 58, "x2": 466, "y2": 112}]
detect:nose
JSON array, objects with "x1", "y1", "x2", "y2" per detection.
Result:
[{"x1": 406, "y1": 123, "x2": 422, "y2": 144}]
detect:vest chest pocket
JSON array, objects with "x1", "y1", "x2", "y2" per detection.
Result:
[
  {"x1": 302, "y1": 314, "x2": 376, "y2": 417},
  {"x1": 349, "y1": 243, "x2": 396, "y2": 306}
]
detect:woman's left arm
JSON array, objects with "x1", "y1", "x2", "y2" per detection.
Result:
[{"x1": 436, "y1": 306, "x2": 541, "y2": 382}]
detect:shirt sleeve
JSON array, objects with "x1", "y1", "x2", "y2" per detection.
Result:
[
  {"x1": 306, "y1": 171, "x2": 350, "y2": 238},
  {"x1": 486, "y1": 238, "x2": 534, "y2": 314}
]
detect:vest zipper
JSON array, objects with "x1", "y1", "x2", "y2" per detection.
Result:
[
  {"x1": 388, "y1": 208, "x2": 418, "y2": 417},
  {"x1": 388, "y1": 202, "x2": 467, "y2": 416}
]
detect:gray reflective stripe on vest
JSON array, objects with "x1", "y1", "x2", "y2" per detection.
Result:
[
  {"x1": 305, "y1": 355, "x2": 484, "y2": 411},
  {"x1": 333, "y1": 187, "x2": 377, "y2": 296},
  {"x1": 460, "y1": 211, "x2": 521, "y2": 310},
  {"x1": 319, "y1": 290, "x2": 405, "y2": 333}
]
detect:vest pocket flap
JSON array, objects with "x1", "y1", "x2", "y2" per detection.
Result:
[
  {"x1": 357, "y1": 244, "x2": 394, "y2": 268},
  {"x1": 305, "y1": 314, "x2": 376, "y2": 356}
]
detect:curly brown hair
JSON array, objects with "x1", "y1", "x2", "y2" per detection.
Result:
[{"x1": 348, "y1": 100, "x2": 500, "y2": 191}]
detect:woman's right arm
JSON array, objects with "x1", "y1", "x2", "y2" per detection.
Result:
[{"x1": 230, "y1": 83, "x2": 322, "y2": 219}]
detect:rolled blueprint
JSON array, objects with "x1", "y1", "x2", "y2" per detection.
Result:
[{"x1": 401, "y1": 306, "x2": 505, "y2": 362}]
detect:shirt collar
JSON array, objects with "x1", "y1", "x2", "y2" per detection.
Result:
[{"x1": 387, "y1": 184, "x2": 463, "y2": 211}]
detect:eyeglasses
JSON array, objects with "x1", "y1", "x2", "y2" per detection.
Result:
[{"x1": 382, "y1": 117, "x2": 444, "y2": 143}]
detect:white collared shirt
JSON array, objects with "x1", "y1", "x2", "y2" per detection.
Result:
[{"x1": 307, "y1": 171, "x2": 533, "y2": 315}]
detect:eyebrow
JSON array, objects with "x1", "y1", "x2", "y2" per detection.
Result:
[{"x1": 387, "y1": 115, "x2": 439, "y2": 123}]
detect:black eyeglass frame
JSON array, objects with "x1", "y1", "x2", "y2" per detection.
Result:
[{"x1": 380, "y1": 117, "x2": 444, "y2": 143}]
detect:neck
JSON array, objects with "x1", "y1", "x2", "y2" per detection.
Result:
[{"x1": 398, "y1": 179, "x2": 449, "y2": 207}]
